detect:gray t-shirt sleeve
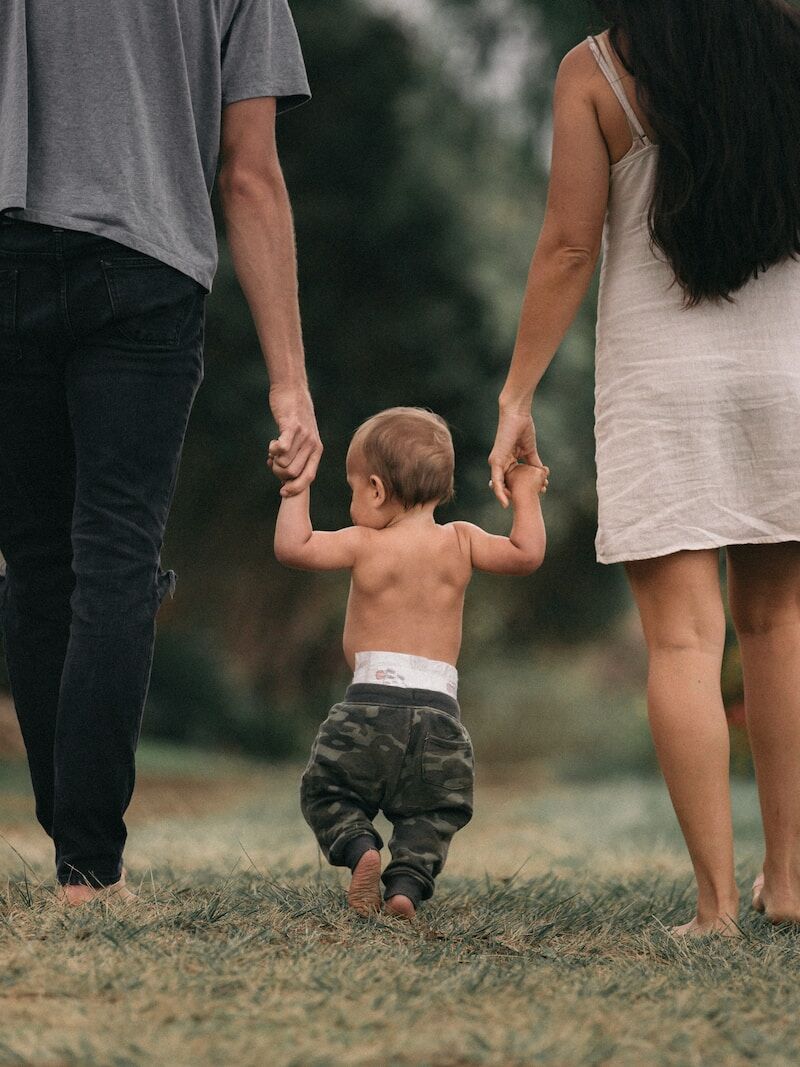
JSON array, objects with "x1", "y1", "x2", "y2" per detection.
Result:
[{"x1": 221, "y1": 0, "x2": 310, "y2": 111}]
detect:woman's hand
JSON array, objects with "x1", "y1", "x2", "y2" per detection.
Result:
[
  {"x1": 506, "y1": 461, "x2": 549, "y2": 498},
  {"x1": 489, "y1": 408, "x2": 543, "y2": 508}
]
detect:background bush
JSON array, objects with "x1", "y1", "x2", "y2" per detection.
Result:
[{"x1": 0, "y1": 0, "x2": 751, "y2": 772}]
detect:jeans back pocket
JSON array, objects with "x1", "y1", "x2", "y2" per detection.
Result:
[
  {"x1": 101, "y1": 255, "x2": 204, "y2": 350},
  {"x1": 0, "y1": 268, "x2": 22, "y2": 363}
]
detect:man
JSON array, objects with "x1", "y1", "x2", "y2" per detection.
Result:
[{"x1": 0, "y1": 0, "x2": 321, "y2": 904}]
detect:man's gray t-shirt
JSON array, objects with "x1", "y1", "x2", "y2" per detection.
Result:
[{"x1": 0, "y1": 0, "x2": 310, "y2": 291}]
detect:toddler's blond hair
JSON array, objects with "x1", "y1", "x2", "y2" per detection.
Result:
[{"x1": 349, "y1": 407, "x2": 455, "y2": 509}]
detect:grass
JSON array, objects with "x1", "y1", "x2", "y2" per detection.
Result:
[{"x1": 0, "y1": 748, "x2": 796, "y2": 1067}]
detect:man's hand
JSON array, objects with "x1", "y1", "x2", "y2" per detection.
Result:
[
  {"x1": 506, "y1": 462, "x2": 550, "y2": 498},
  {"x1": 489, "y1": 409, "x2": 543, "y2": 508},
  {"x1": 267, "y1": 383, "x2": 323, "y2": 496},
  {"x1": 219, "y1": 100, "x2": 321, "y2": 498}
]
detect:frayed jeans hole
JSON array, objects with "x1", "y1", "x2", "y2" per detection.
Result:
[{"x1": 156, "y1": 569, "x2": 176, "y2": 606}]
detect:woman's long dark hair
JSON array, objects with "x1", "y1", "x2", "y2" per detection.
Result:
[{"x1": 591, "y1": 0, "x2": 800, "y2": 305}]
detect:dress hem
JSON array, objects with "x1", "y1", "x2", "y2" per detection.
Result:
[{"x1": 597, "y1": 533, "x2": 800, "y2": 566}]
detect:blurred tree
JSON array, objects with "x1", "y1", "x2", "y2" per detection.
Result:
[
  {"x1": 439, "y1": 0, "x2": 599, "y2": 121},
  {"x1": 163, "y1": 0, "x2": 513, "y2": 741},
  {"x1": 0, "y1": 0, "x2": 633, "y2": 750},
  {"x1": 431, "y1": 0, "x2": 627, "y2": 641},
  {"x1": 149, "y1": 0, "x2": 631, "y2": 751}
]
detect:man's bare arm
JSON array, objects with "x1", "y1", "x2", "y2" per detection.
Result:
[{"x1": 218, "y1": 97, "x2": 322, "y2": 494}]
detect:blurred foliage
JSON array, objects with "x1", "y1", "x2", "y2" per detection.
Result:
[
  {"x1": 461, "y1": 643, "x2": 657, "y2": 780},
  {"x1": 146, "y1": 630, "x2": 297, "y2": 757},
  {"x1": 0, "y1": 1, "x2": 668, "y2": 759},
  {"x1": 149, "y1": 0, "x2": 633, "y2": 755},
  {"x1": 154, "y1": 0, "x2": 640, "y2": 751},
  {"x1": 0, "y1": 0, "x2": 750, "y2": 770}
]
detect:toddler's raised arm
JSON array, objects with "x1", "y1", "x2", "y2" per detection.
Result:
[
  {"x1": 456, "y1": 464, "x2": 547, "y2": 576},
  {"x1": 274, "y1": 488, "x2": 363, "y2": 571}
]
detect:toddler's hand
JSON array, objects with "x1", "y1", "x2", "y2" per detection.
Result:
[
  {"x1": 268, "y1": 446, "x2": 296, "y2": 497},
  {"x1": 505, "y1": 462, "x2": 549, "y2": 497}
]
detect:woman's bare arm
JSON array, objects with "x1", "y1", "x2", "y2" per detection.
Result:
[{"x1": 490, "y1": 43, "x2": 611, "y2": 505}]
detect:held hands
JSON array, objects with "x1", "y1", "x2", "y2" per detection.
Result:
[
  {"x1": 267, "y1": 383, "x2": 323, "y2": 497},
  {"x1": 489, "y1": 408, "x2": 544, "y2": 508},
  {"x1": 505, "y1": 462, "x2": 550, "y2": 498}
]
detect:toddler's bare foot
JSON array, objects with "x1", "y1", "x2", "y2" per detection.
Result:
[
  {"x1": 58, "y1": 869, "x2": 138, "y2": 907},
  {"x1": 384, "y1": 894, "x2": 416, "y2": 921},
  {"x1": 671, "y1": 913, "x2": 741, "y2": 939},
  {"x1": 347, "y1": 849, "x2": 382, "y2": 916}
]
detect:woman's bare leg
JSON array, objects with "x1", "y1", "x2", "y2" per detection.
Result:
[
  {"x1": 626, "y1": 550, "x2": 739, "y2": 934},
  {"x1": 727, "y1": 542, "x2": 800, "y2": 923}
]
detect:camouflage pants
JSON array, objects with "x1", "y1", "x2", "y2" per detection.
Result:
[{"x1": 300, "y1": 684, "x2": 474, "y2": 902}]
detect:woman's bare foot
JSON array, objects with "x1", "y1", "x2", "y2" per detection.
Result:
[
  {"x1": 58, "y1": 870, "x2": 138, "y2": 907},
  {"x1": 752, "y1": 873, "x2": 766, "y2": 913},
  {"x1": 754, "y1": 878, "x2": 800, "y2": 924},
  {"x1": 347, "y1": 849, "x2": 382, "y2": 916},
  {"x1": 671, "y1": 912, "x2": 741, "y2": 938},
  {"x1": 384, "y1": 894, "x2": 416, "y2": 921}
]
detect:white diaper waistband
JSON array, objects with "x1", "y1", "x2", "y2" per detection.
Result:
[{"x1": 352, "y1": 651, "x2": 458, "y2": 698}]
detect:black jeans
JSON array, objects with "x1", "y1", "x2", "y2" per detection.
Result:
[{"x1": 0, "y1": 219, "x2": 205, "y2": 885}]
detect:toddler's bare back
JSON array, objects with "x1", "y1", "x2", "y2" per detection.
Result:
[{"x1": 343, "y1": 520, "x2": 471, "y2": 668}]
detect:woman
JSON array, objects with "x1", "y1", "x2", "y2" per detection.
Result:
[{"x1": 490, "y1": 0, "x2": 800, "y2": 936}]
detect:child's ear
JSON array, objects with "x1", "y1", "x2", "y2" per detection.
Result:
[{"x1": 369, "y1": 475, "x2": 388, "y2": 506}]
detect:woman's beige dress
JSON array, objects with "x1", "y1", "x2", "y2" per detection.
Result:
[{"x1": 589, "y1": 35, "x2": 800, "y2": 564}]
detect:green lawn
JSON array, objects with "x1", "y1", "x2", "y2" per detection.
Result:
[{"x1": 0, "y1": 748, "x2": 796, "y2": 1067}]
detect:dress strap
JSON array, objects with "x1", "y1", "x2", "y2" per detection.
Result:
[{"x1": 588, "y1": 35, "x2": 650, "y2": 146}]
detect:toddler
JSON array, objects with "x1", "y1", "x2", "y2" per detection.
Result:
[{"x1": 274, "y1": 407, "x2": 547, "y2": 919}]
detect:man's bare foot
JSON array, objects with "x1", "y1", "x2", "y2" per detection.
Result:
[
  {"x1": 671, "y1": 913, "x2": 741, "y2": 938},
  {"x1": 384, "y1": 894, "x2": 416, "y2": 921},
  {"x1": 347, "y1": 849, "x2": 382, "y2": 916},
  {"x1": 752, "y1": 873, "x2": 766, "y2": 913},
  {"x1": 58, "y1": 870, "x2": 138, "y2": 907}
]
